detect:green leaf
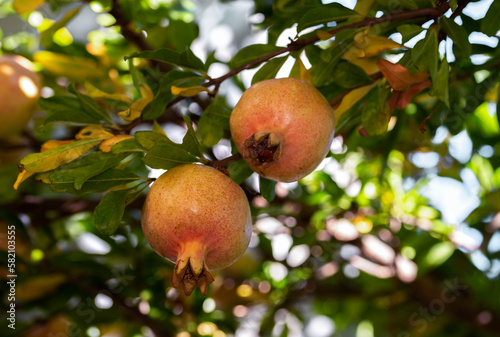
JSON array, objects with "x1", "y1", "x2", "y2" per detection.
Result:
[
  {"x1": 297, "y1": 4, "x2": 356, "y2": 33},
  {"x1": 76, "y1": 169, "x2": 142, "y2": 192},
  {"x1": 332, "y1": 61, "x2": 372, "y2": 89},
  {"x1": 21, "y1": 138, "x2": 103, "y2": 173},
  {"x1": 40, "y1": 96, "x2": 104, "y2": 125},
  {"x1": 180, "y1": 47, "x2": 206, "y2": 73},
  {"x1": 230, "y1": 44, "x2": 282, "y2": 69},
  {"x1": 467, "y1": 154, "x2": 494, "y2": 193},
  {"x1": 353, "y1": 0, "x2": 376, "y2": 17},
  {"x1": 311, "y1": 45, "x2": 344, "y2": 86},
  {"x1": 259, "y1": 176, "x2": 276, "y2": 202},
  {"x1": 40, "y1": 5, "x2": 81, "y2": 47},
  {"x1": 41, "y1": 152, "x2": 130, "y2": 190},
  {"x1": 182, "y1": 115, "x2": 205, "y2": 159},
  {"x1": 228, "y1": 158, "x2": 254, "y2": 184},
  {"x1": 251, "y1": 56, "x2": 289, "y2": 85},
  {"x1": 34, "y1": 51, "x2": 105, "y2": 80},
  {"x1": 498, "y1": 99, "x2": 500, "y2": 132},
  {"x1": 135, "y1": 130, "x2": 172, "y2": 149},
  {"x1": 38, "y1": 169, "x2": 141, "y2": 195},
  {"x1": 142, "y1": 143, "x2": 199, "y2": 169},
  {"x1": 411, "y1": 26, "x2": 438, "y2": 80},
  {"x1": 94, "y1": 189, "x2": 129, "y2": 236},
  {"x1": 143, "y1": 84, "x2": 172, "y2": 120},
  {"x1": 111, "y1": 138, "x2": 146, "y2": 154},
  {"x1": 68, "y1": 83, "x2": 113, "y2": 124},
  {"x1": 128, "y1": 58, "x2": 145, "y2": 92},
  {"x1": 142, "y1": 70, "x2": 200, "y2": 120},
  {"x1": 441, "y1": 17, "x2": 471, "y2": 58},
  {"x1": 397, "y1": 24, "x2": 424, "y2": 44},
  {"x1": 399, "y1": 0, "x2": 418, "y2": 10},
  {"x1": 481, "y1": 0, "x2": 500, "y2": 36},
  {"x1": 449, "y1": 0, "x2": 457, "y2": 10},
  {"x1": 361, "y1": 86, "x2": 391, "y2": 136},
  {"x1": 125, "y1": 48, "x2": 206, "y2": 73},
  {"x1": 466, "y1": 102, "x2": 499, "y2": 137},
  {"x1": 197, "y1": 100, "x2": 231, "y2": 147},
  {"x1": 432, "y1": 58, "x2": 449, "y2": 107}
]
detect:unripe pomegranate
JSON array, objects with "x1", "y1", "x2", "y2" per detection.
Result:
[
  {"x1": 230, "y1": 78, "x2": 335, "y2": 182},
  {"x1": 141, "y1": 164, "x2": 252, "y2": 296},
  {"x1": 0, "y1": 54, "x2": 41, "y2": 138}
]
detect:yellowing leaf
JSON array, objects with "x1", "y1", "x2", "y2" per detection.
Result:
[
  {"x1": 118, "y1": 98, "x2": 149, "y2": 121},
  {"x1": 342, "y1": 46, "x2": 380, "y2": 75},
  {"x1": 139, "y1": 83, "x2": 154, "y2": 101},
  {"x1": 298, "y1": 57, "x2": 312, "y2": 85},
  {"x1": 76, "y1": 125, "x2": 114, "y2": 140},
  {"x1": 16, "y1": 274, "x2": 66, "y2": 301},
  {"x1": 13, "y1": 170, "x2": 35, "y2": 190},
  {"x1": 377, "y1": 58, "x2": 429, "y2": 91},
  {"x1": 14, "y1": 137, "x2": 73, "y2": 189},
  {"x1": 99, "y1": 134, "x2": 133, "y2": 152},
  {"x1": 334, "y1": 83, "x2": 376, "y2": 121},
  {"x1": 34, "y1": 51, "x2": 105, "y2": 80},
  {"x1": 153, "y1": 120, "x2": 167, "y2": 136},
  {"x1": 84, "y1": 82, "x2": 133, "y2": 103},
  {"x1": 40, "y1": 140, "x2": 75, "y2": 152},
  {"x1": 12, "y1": 0, "x2": 45, "y2": 14},
  {"x1": 354, "y1": 0, "x2": 376, "y2": 17},
  {"x1": 317, "y1": 30, "x2": 335, "y2": 40},
  {"x1": 485, "y1": 82, "x2": 499, "y2": 102},
  {"x1": 353, "y1": 32, "x2": 404, "y2": 58},
  {"x1": 118, "y1": 84, "x2": 154, "y2": 121},
  {"x1": 171, "y1": 85, "x2": 210, "y2": 97},
  {"x1": 20, "y1": 138, "x2": 103, "y2": 173}
]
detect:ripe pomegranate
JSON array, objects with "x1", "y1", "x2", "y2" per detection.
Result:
[
  {"x1": 230, "y1": 78, "x2": 335, "y2": 182},
  {"x1": 141, "y1": 164, "x2": 252, "y2": 296},
  {"x1": 0, "y1": 54, "x2": 41, "y2": 138}
]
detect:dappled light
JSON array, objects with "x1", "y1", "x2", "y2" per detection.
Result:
[{"x1": 19, "y1": 76, "x2": 39, "y2": 98}]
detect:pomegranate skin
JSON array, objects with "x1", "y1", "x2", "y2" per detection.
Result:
[
  {"x1": 230, "y1": 78, "x2": 335, "y2": 182},
  {"x1": 0, "y1": 55, "x2": 41, "y2": 138},
  {"x1": 141, "y1": 164, "x2": 252, "y2": 295}
]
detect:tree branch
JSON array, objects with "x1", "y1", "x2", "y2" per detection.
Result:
[
  {"x1": 121, "y1": 1, "x2": 451, "y2": 130},
  {"x1": 208, "y1": 153, "x2": 242, "y2": 168},
  {"x1": 202, "y1": 1, "x2": 451, "y2": 92}
]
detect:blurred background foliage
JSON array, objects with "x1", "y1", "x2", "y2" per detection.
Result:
[{"x1": 1, "y1": 0, "x2": 500, "y2": 336}]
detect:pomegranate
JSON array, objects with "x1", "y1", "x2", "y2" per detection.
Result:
[
  {"x1": 230, "y1": 78, "x2": 335, "y2": 182},
  {"x1": 0, "y1": 54, "x2": 41, "y2": 138},
  {"x1": 141, "y1": 164, "x2": 252, "y2": 295}
]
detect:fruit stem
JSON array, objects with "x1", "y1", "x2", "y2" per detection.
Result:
[
  {"x1": 173, "y1": 240, "x2": 214, "y2": 296},
  {"x1": 243, "y1": 131, "x2": 281, "y2": 168}
]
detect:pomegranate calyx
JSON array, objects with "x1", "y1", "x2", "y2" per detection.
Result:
[
  {"x1": 174, "y1": 259, "x2": 214, "y2": 296},
  {"x1": 173, "y1": 242, "x2": 214, "y2": 296},
  {"x1": 243, "y1": 131, "x2": 281, "y2": 168}
]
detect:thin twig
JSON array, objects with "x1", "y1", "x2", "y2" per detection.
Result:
[
  {"x1": 208, "y1": 152, "x2": 242, "y2": 168},
  {"x1": 203, "y1": 1, "x2": 450, "y2": 91}
]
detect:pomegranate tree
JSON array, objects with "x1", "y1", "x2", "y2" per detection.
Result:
[
  {"x1": 141, "y1": 164, "x2": 252, "y2": 296},
  {"x1": 230, "y1": 78, "x2": 335, "y2": 182}
]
